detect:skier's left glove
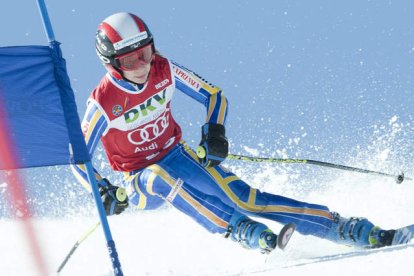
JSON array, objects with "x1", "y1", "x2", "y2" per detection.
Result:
[
  {"x1": 197, "y1": 123, "x2": 228, "y2": 167},
  {"x1": 98, "y1": 179, "x2": 129, "y2": 216}
]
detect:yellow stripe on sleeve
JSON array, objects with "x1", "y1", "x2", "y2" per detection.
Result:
[
  {"x1": 202, "y1": 83, "x2": 220, "y2": 95},
  {"x1": 206, "y1": 93, "x2": 217, "y2": 122},
  {"x1": 71, "y1": 162, "x2": 104, "y2": 192},
  {"x1": 217, "y1": 93, "x2": 227, "y2": 124},
  {"x1": 71, "y1": 164, "x2": 92, "y2": 191},
  {"x1": 84, "y1": 109, "x2": 103, "y2": 144}
]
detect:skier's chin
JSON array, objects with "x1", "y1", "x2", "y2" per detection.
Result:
[
  {"x1": 124, "y1": 72, "x2": 149, "y2": 84},
  {"x1": 129, "y1": 75, "x2": 148, "y2": 84},
  {"x1": 123, "y1": 66, "x2": 151, "y2": 84}
]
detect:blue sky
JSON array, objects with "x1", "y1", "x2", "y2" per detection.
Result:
[{"x1": 1, "y1": 1, "x2": 413, "y2": 216}]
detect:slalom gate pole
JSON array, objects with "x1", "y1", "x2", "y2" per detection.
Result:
[
  {"x1": 227, "y1": 153, "x2": 410, "y2": 184},
  {"x1": 57, "y1": 221, "x2": 100, "y2": 273},
  {"x1": 36, "y1": 0, "x2": 55, "y2": 42},
  {"x1": 36, "y1": 1, "x2": 124, "y2": 274},
  {"x1": 85, "y1": 162, "x2": 124, "y2": 275},
  {"x1": 0, "y1": 105, "x2": 49, "y2": 276}
]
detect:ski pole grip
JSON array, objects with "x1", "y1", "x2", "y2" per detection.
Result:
[
  {"x1": 196, "y1": 146, "x2": 206, "y2": 158},
  {"x1": 115, "y1": 187, "x2": 127, "y2": 202}
]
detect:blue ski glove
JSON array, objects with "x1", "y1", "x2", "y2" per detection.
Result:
[
  {"x1": 98, "y1": 179, "x2": 129, "y2": 216},
  {"x1": 196, "y1": 123, "x2": 228, "y2": 167}
]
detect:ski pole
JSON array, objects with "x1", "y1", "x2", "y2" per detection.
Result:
[
  {"x1": 57, "y1": 221, "x2": 100, "y2": 274},
  {"x1": 56, "y1": 187, "x2": 127, "y2": 273},
  {"x1": 226, "y1": 153, "x2": 410, "y2": 184}
]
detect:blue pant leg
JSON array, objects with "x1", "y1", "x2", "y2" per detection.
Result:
[
  {"x1": 164, "y1": 143, "x2": 334, "y2": 238},
  {"x1": 124, "y1": 171, "x2": 165, "y2": 210},
  {"x1": 160, "y1": 143, "x2": 236, "y2": 206},
  {"x1": 128, "y1": 163, "x2": 234, "y2": 234}
]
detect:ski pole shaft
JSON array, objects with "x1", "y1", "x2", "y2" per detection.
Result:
[
  {"x1": 227, "y1": 153, "x2": 410, "y2": 184},
  {"x1": 57, "y1": 221, "x2": 100, "y2": 273}
]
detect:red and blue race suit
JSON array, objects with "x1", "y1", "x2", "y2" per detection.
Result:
[{"x1": 72, "y1": 54, "x2": 334, "y2": 239}]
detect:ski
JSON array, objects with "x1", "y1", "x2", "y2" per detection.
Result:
[
  {"x1": 277, "y1": 222, "x2": 296, "y2": 250},
  {"x1": 284, "y1": 223, "x2": 414, "y2": 267},
  {"x1": 391, "y1": 223, "x2": 414, "y2": 245},
  {"x1": 283, "y1": 243, "x2": 414, "y2": 268}
]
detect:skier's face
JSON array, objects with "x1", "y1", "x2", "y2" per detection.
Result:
[
  {"x1": 117, "y1": 44, "x2": 154, "y2": 84},
  {"x1": 122, "y1": 62, "x2": 151, "y2": 84}
]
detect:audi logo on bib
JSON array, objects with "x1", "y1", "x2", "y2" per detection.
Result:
[{"x1": 127, "y1": 113, "x2": 170, "y2": 145}]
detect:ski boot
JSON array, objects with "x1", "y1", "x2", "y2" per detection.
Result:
[
  {"x1": 226, "y1": 212, "x2": 295, "y2": 254},
  {"x1": 368, "y1": 226, "x2": 395, "y2": 247},
  {"x1": 258, "y1": 229, "x2": 278, "y2": 253},
  {"x1": 325, "y1": 212, "x2": 396, "y2": 248}
]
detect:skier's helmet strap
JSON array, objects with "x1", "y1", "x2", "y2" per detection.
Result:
[{"x1": 95, "y1": 12, "x2": 154, "y2": 79}]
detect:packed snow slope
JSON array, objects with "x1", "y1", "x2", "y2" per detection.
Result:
[{"x1": 1, "y1": 138, "x2": 413, "y2": 276}]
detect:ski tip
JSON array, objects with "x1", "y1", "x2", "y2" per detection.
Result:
[
  {"x1": 277, "y1": 222, "x2": 296, "y2": 250},
  {"x1": 392, "y1": 224, "x2": 414, "y2": 245}
]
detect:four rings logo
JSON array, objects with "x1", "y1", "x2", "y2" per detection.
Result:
[{"x1": 127, "y1": 113, "x2": 170, "y2": 145}]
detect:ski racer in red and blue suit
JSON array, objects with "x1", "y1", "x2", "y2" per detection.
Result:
[{"x1": 72, "y1": 12, "x2": 400, "y2": 253}]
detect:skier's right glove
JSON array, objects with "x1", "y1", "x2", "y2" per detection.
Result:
[{"x1": 98, "y1": 179, "x2": 129, "y2": 216}]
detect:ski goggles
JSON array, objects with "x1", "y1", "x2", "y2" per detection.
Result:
[{"x1": 116, "y1": 44, "x2": 154, "y2": 71}]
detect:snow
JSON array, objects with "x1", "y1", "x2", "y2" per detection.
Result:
[
  {"x1": 1, "y1": 2, "x2": 413, "y2": 275},
  {"x1": 1, "y1": 166, "x2": 413, "y2": 276},
  {"x1": 2, "y1": 120, "x2": 413, "y2": 275}
]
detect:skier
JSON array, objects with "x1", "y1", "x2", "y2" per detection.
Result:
[{"x1": 72, "y1": 12, "x2": 404, "y2": 254}]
